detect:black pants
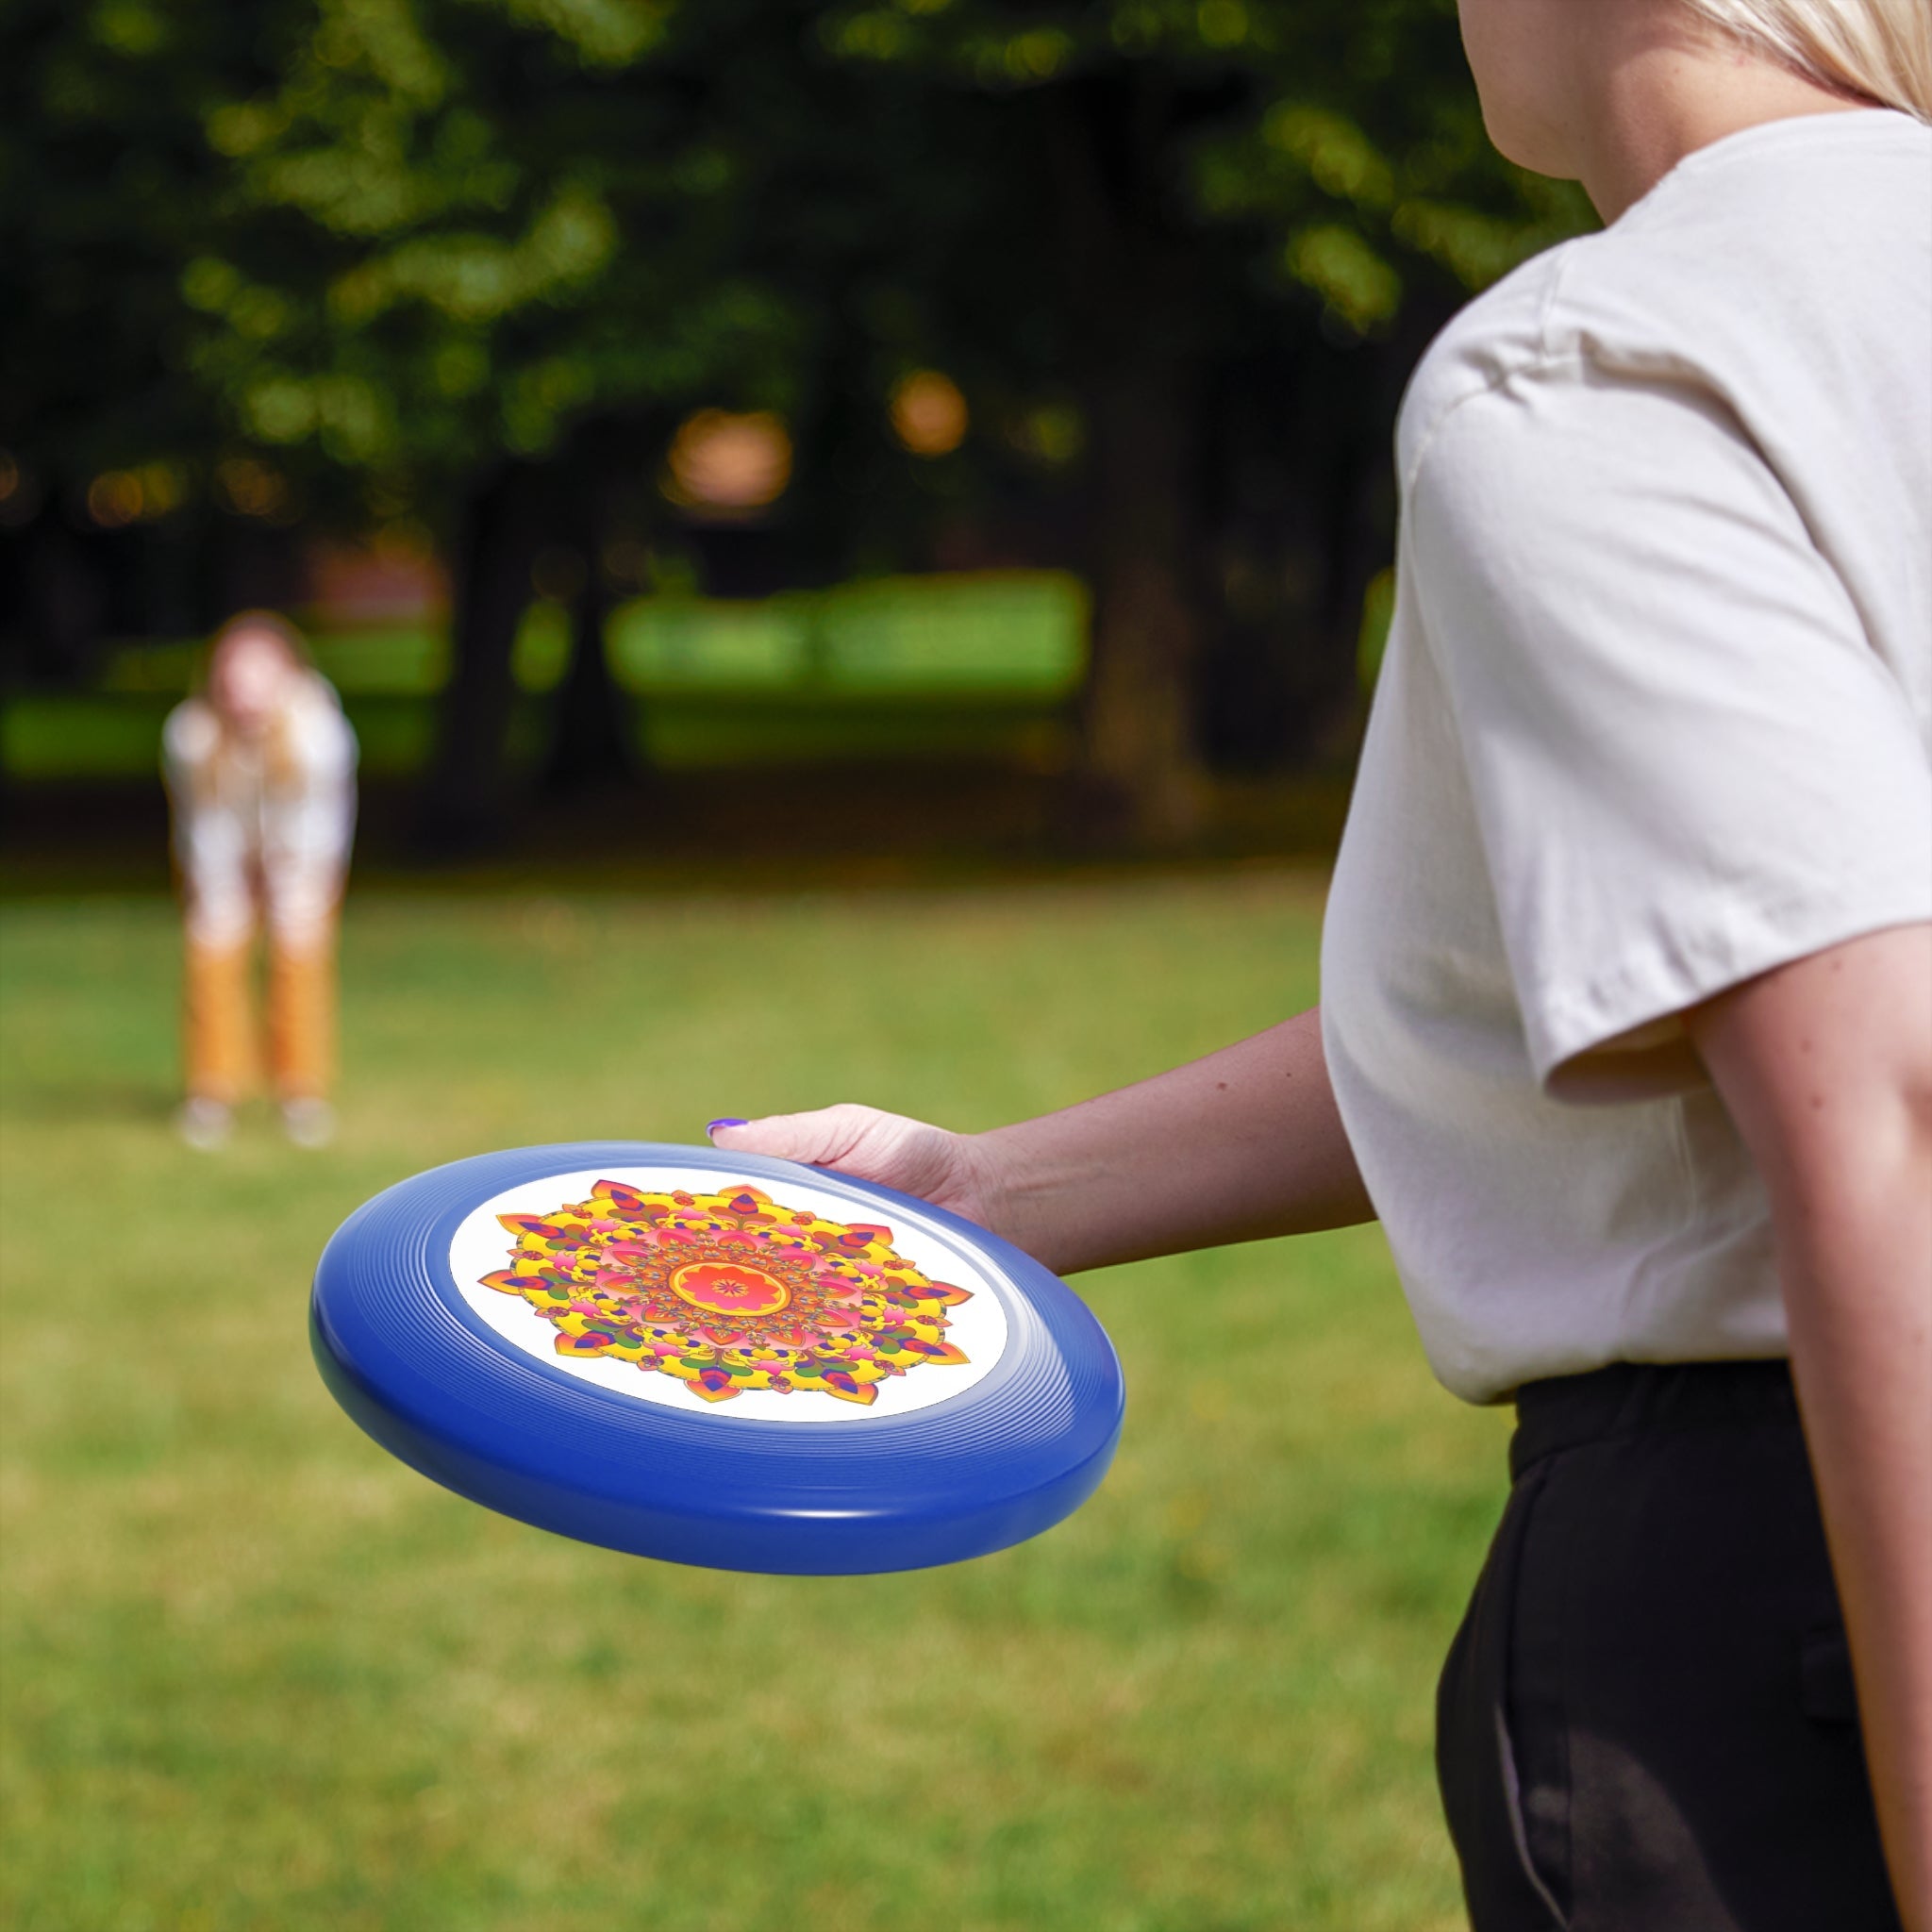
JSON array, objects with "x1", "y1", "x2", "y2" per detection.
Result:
[{"x1": 1436, "y1": 1360, "x2": 1900, "y2": 1932}]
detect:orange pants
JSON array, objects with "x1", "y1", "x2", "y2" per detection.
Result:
[{"x1": 184, "y1": 923, "x2": 337, "y2": 1105}]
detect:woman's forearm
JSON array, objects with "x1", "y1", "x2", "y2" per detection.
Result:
[
  {"x1": 970, "y1": 1005, "x2": 1374, "y2": 1275},
  {"x1": 1693, "y1": 924, "x2": 1932, "y2": 1930},
  {"x1": 1781, "y1": 1186, "x2": 1932, "y2": 1932}
]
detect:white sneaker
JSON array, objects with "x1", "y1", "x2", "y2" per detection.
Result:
[
  {"x1": 280, "y1": 1097, "x2": 338, "y2": 1149},
  {"x1": 176, "y1": 1096, "x2": 233, "y2": 1151}
]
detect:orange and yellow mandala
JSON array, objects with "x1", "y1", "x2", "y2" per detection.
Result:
[{"x1": 480, "y1": 1179, "x2": 974, "y2": 1407}]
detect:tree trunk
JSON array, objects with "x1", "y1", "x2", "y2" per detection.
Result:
[
  {"x1": 1045, "y1": 75, "x2": 1210, "y2": 847},
  {"x1": 541, "y1": 554, "x2": 633, "y2": 797},
  {"x1": 541, "y1": 418, "x2": 658, "y2": 798},
  {"x1": 1080, "y1": 360, "x2": 1205, "y2": 843},
  {"x1": 418, "y1": 460, "x2": 542, "y2": 857},
  {"x1": 13, "y1": 509, "x2": 107, "y2": 687}
]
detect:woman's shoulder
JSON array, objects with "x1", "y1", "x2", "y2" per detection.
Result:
[
  {"x1": 162, "y1": 696, "x2": 221, "y2": 768},
  {"x1": 1399, "y1": 110, "x2": 1932, "y2": 490},
  {"x1": 1395, "y1": 243, "x2": 1583, "y2": 485},
  {"x1": 291, "y1": 666, "x2": 345, "y2": 715},
  {"x1": 283, "y1": 672, "x2": 358, "y2": 769}
]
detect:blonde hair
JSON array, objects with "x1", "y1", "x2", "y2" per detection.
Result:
[
  {"x1": 1682, "y1": 0, "x2": 1932, "y2": 120},
  {"x1": 199, "y1": 610, "x2": 317, "y2": 794}
]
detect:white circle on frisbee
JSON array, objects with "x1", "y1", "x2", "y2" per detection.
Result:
[{"x1": 449, "y1": 1163, "x2": 1011, "y2": 1423}]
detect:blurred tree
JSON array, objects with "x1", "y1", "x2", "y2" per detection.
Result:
[
  {"x1": 0, "y1": 0, "x2": 299, "y2": 681},
  {"x1": 166, "y1": 0, "x2": 803, "y2": 844},
  {"x1": 153, "y1": 0, "x2": 989, "y2": 844},
  {"x1": 808, "y1": 0, "x2": 1591, "y2": 834},
  {"x1": 4, "y1": 0, "x2": 1591, "y2": 842}
]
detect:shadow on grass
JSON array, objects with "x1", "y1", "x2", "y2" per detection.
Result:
[{"x1": 1, "y1": 765, "x2": 1357, "y2": 900}]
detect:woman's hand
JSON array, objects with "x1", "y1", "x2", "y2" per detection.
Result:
[{"x1": 709, "y1": 1106, "x2": 1009, "y2": 1233}]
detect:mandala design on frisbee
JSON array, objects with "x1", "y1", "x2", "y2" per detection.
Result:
[{"x1": 480, "y1": 1179, "x2": 974, "y2": 1407}]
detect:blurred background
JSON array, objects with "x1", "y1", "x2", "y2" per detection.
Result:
[{"x1": 2, "y1": 3, "x2": 1589, "y2": 1926}]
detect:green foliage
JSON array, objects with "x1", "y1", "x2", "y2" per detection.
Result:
[
  {"x1": 808, "y1": 0, "x2": 1591, "y2": 326},
  {"x1": 169, "y1": 0, "x2": 817, "y2": 500},
  {"x1": 0, "y1": 878, "x2": 1509, "y2": 1929},
  {"x1": 1, "y1": 1, "x2": 267, "y2": 485},
  {"x1": 5, "y1": 0, "x2": 1593, "y2": 522}
]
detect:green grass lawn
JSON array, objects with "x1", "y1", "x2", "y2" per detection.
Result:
[{"x1": 0, "y1": 875, "x2": 1507, "y2": 1932}]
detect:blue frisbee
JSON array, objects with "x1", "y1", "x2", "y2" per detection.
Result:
[{"x1": 310, "y1": 1142, "x2": 1124, "y2": 1574}]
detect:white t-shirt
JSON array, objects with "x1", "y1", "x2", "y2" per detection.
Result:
[
  {"x1": 1322, "y1": 109, "x2": 1932, "y2": 1405},
  {"x1": 163, "y1": 671, "x2": 358, "y2": 950}
]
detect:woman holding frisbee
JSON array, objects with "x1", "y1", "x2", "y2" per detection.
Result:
[
  {"x1": 164, "y1": 611, "x2": 358, "y2": 1150},
  {"x1": 713, "y1": 1, "x2": 1932, "y2": 1924}
]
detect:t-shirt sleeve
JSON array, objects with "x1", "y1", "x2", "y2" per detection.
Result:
[{"x1": 1407, "y1": 363, "x2": 1932, "y2": 1097}]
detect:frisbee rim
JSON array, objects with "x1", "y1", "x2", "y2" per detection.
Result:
[{"x1": 309, "y1": 1141, "x2": 1124, "y2": 1574}]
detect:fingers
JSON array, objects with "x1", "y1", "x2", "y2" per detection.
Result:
[
  {"x1": 705, "y1": 1104, "x2": 991, "y2": 1226},
  {"x1": 708, "y1": 1104, "x2": 878, "y2": 1169}
]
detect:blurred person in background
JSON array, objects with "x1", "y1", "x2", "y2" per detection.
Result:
[
  {"x1": 711, "y1": 0, "x2": 1932, "y2": 1926},
  {"x1": 163, "y1": 611, "x2": 358, "y2": 1151}
]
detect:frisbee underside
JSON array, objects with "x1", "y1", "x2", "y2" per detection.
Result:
[{"x1": 310, "y1": 1142, "x2": 1124, "y2": 1574}]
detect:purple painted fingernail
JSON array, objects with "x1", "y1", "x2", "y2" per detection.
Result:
[{"x1": 707, "y1": 1118, "x2": 748, "y2": 1136}]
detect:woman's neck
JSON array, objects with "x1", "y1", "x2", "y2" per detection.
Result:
[{"x1": 1574, "y1": 15, "x2": 1875, "y2": 223}]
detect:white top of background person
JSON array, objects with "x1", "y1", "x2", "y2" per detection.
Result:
[
  {"x1": 164, "y1": 613, "x2": 358, "y2": 950},
  {"x1": 163, "y1": 612, "x2": 358, "y2": 1149},
  {"x1": 710, "y1": 1, "x2": 1932, "y2": 1921}
]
